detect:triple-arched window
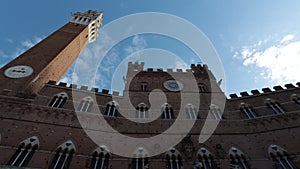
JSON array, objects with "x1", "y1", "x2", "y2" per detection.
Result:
[
  {"x1": 161, "y1": 103, "x2": 175, "y2": 119},
  {"x1": 7, "y1": 136, "x2": 39, "y2": 167},
  {"x1": 89, "y1": 146, "x2": 110, "y2": 169},
  {"x1": 265, "y1": 98, "x2": 286, "y2": 114},
  {"x1": 48, "y1": 92, "x2": 68, "y2": 108},
  {"x1": 240, "y1": 103, "x2": 257, "y2": 119},
  {"x1": 166, "y1": 148, "x2": 183, "y2": 169},
  {"x1": 48, "y1": 140, "x2": 75, "y2": 169},
  {"x1": 198, "y1": 83, "x2": 207, "y2": 93},
  {"x1": 131, "y1": 147, "x2": 149, "y2": 169},
  {"x1": 229, "y1": 147, "x2": 251, "y2": 169},
  {"x1": 291, "y1": 94, "x2": 300, "y2": 105},
  {"x1": 269, "y1": 145, "x2": 298, "y2": 169},
  {"x1": 77, "y1": 96, "x2": 94, "y2": 112},
  {"x1": 136, "y1": 103, "x2": 149, "y2": 119},
  {"x1": 208, "y1": 104, "x2": 223, "y2": 120},
  {"x1": 141, "y1": 82, "x2": 148, "y2": 92},
  {"x1": 185, "y1": 104, "x2": 198, "y2": 120},
  {"x1": 194, "y1": 147, "x2": 218, "y2": 169},
  {"x1": 104, "y1": 101, "x2": 119, "y2": 117}
]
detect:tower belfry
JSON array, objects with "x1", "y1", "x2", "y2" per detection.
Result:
[{"x1": 0, "y1": 10, "x2": 103, "y2": 97}]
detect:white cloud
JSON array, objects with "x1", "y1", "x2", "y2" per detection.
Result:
[
  {"x1": 124, "y1": 35, "x2": 147, "y2": 59},
  {"x1": 280, "y1": 34, "x2": 295, "y2": 44},
  {"x1": 234, "y1": 34, "x2": 300, "y2": 85},
  {"x1": 0, "y1": 36, "x2": 43, "y2": 68}
]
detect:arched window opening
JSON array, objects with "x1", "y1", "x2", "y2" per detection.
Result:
[
  {"x1": 7, "y1": 136, "x2": 39, "y2": 167},
  {"x1": 240, "y1": 103, "x2": 257, "y2": 119},
  {"x1": 48, "y1": 92, "x2": 68, "y2": 108},
  {"x1": 194, "y1": 147, "x2": 218, "y2": 169},
  {"x1": 131, "y1": 157, "x2": 149, "y2": 169},
  {"x1": 185, "y1": 104, "x2": 198, "y2": 120},
  {"x1": 229, "y1": 147, "x2": 251, "y2": 169},
  {"x1": 265, "y1": 99, "x2": 286, "y2": 114},
  {"x1": 141, "y1": 82, "x2": 148, "y2": 92},
  {"x1": 131, "y1": 147, "x2": 149, "y2": 169},
  {"x1": 291, "y1": 94, "x2": 300, "y2": 105},
  {"x1": 209, "y1": 104, "x2": 223, "y2": 120},
  {"x1": 104, "y1": 101, "x2": 119, "y2": 117},
  {"x1": 136, "y1": 103, "x2": 149, "y2": 119},
  {"x1": 161, "y1": 104, "x2": 175, "y2": 119},
  {"x1": 269, "y1": 145, "x2": 298, "y2": 169},
  {"x1": 77, "y1": 96, "x2": 94, "y2": 112},
  {"x1": 48, "y1": 140, "x2": 75, "y2": 169},
  {"x1": 89, "y1": 146, "x2": 110, "y2": 169},
  {"x1": 166, "y1": 148, "x2": 183, "y2": 169},
  {"x1": 198, "y1": 84, "x2": 207, "y2": 93}
]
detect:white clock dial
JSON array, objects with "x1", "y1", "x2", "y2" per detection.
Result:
[
  {"x1": 163, "y1": 80, "x2": 183, "y2": 92},
  {"x1": 4, "y1": 65, "x2": 34, "y2": 78}
]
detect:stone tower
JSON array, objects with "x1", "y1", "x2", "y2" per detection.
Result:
[{"x1": 0, "y1": 10, "x2": 103, "y2": 98}]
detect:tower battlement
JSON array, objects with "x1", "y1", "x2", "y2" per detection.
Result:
[
  {"x1": 46, "y1": 80, "x2": 120, "y2": 96},
  {"x1": 70, "y1": 10, "x2": 103, "y2": 43},
  {"x1": 229, "y1": 82, "x2": 300, "y2": 99}
]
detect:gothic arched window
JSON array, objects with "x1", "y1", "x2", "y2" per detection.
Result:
[
  {"x1": 131, "y1": 147, "x2": 149, "y2": 169},
  {"x1": 141, "y1": 82, "x2": 148, "y2": 92},
  {"x1": 265, "y1": 98, "x2": 286, "y2": 115},
  {"x1": 131, "y1": 158, "x2": 149, "y2": 169},
  {"x1": 240, "y1": 103, "x2": 257, "y2": 119},
  {"x1": 48, "y1": 92, "x2": 68, "y2": 108},
  {"x1": 291, "y1": 94, "x2": 300, "y2": 105},
  {"x1": 198, "y1": 84, "x2": 207, "y2": 93},
  {"x1": 77, "y1": 96, "x2": 94, "y2": 112},
  {"x1": 166, "y1": 148, "x2": 183, "y2": 169},
  {"x1": 7, "y1": 136, "x2": 39, "y2": 167},
  {"x1": 229, "y1": 147, "x2": 251, "y2": 169},
  {"x1": 161, "y1": 103, "x2": 175, "y2": 119},
  {"x1": 89, "y1": 146, "x2": 110, "y2": 169},
  {"x1": 208, "y1": 104, "x2": 223, "y2": 120},
  {"x1": 136, "y1": 103, "x2": 149, "y2": 119},
  {"x1": 269, "y1": 145, "x2": 298, "y2": 169},
  {"x1": 194, "y1": 147, "x2": 218, "y2": 169},
  {"x1": 185, "y1": 104, "x2": 198, "y2": 120},
  {"x1": 104, "y1": 101, "x2": 119, "y2": 117},
  {"x1": 48, "y1": 140, "x2": 75, "y2": 169}
]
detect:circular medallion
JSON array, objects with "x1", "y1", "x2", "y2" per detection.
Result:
[
  {"x1": 4, "y1": 65, "x2": 34, "y2": 78},
  {"x1": 163, "y1": 80, "x2": 183, "y2": 91}
]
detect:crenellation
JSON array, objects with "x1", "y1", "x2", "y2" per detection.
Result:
[
  {"x1": 240, "y1": 91, "x2": 249, "y2": 97},
  {"x1": 58, "y1": 82, "x2": 67, "y2": 87},
  {"x1": 91, "y1": 87, "x2": 99, "y2": 92},
  {"x1": 147, "y1": 68, "x2": 153, "y2": 72},
  {"x1": 262, "y1": 88, "x2": 272, "y2": 93},
  {"x1": 285, "y1": 83, "x2": 296, "y2": 89},
  {"x1": 230, "y1": 93, "x2": 238, "y2": 99},
  {"x1": 251, "y1": 89, "x2": 260, "y2": 95},
  {"x1": 112, "y1": 91, "x2": 120, "y2": 96},
  {"x1": 167, "y1": 68, "x2": 173, "y2": 73},
  {"x1": 1, "y1": 10, "x2": 300, "y2": 169},
  {"x1": 80, "y1": 86, "x2": 88, "y2": 90},
  {"x1": 69, "y1": 84, "x2": 78, "y2": 89},
  {"x1": 47, "y1": 80, "x2": 57, "y2": 85},
  {"x1": 102, "y1": 89, "x2": 109, "y2": 94},
  {"x1": 273, "y1": 85, "x2": 284, "y2": 91}
]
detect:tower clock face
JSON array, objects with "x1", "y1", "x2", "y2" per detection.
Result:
[
  {"x1": 4, "y1": 65, "x2": 34, "y2": 78},
  {"x1": 163, "y1": 80, "x2": 183, "y2": 92}
]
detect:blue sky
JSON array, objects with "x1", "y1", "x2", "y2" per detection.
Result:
[{"x1": 1, "y1": 1, "x2": 300, "y2": 96}]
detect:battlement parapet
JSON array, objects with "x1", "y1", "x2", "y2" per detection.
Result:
[
  {"x1": 229, "y1": 82, "x2": 300, "y2": 99},
  {"x1": 45, "y1": 80, "x2": 120, "y2": 96}
]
